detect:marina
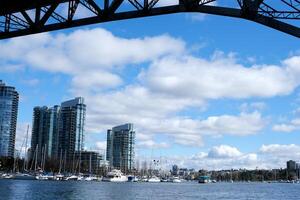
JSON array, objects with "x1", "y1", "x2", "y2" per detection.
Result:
[{"x1": 1, "y1": 179, "x2": 300, "y2": 200}]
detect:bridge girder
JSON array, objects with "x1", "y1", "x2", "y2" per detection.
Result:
[{"x1": 0, "y1": 0, "x2": 299, "y2": 39}]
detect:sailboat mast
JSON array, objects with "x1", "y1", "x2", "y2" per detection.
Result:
[
  {"x1": 63, "y1": 150, "x2": 66, "y2": 173},
  {"x1": 59, "y1": 149, "x2": 62, "y2": 174},
  {"x1": 40, "y1": 146, "x2": 44, "y2": 171},
  {"x1": 23, "y1": 125, "x2": 29, "y2": 171},
  {"x1": 43, "y1": 144, "x2": 47, "y2": 171},
  {"x1": 89, "y1": 153, "x2": 92, "y2": 175},
  {"x1": 78, "y1": 150, "x2": 81, "y2": 175},
  {"x1": 34, "y1": 144, "x2": 38, "y2": 171}
]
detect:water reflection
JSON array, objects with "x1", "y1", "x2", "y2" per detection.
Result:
[{"x1": 1, "y1": 180, "x2": 300, "y2": 200}]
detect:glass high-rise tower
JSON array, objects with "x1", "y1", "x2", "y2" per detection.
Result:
[
  {"x1": 31, "y1": 105, "x2": 60, "y2": 162},
  {"x1": 0, "y1": 80, "x2": 19, "y2": 158},
  {"x1": 30, "y1": 97, "x2": 86, "y2": 171},
  {"x1": 59, "y1": 97, "x2": 86, "y2": 163},
  {"x1": 106, "y1": 123, "x2": 135, "y2": 173}
]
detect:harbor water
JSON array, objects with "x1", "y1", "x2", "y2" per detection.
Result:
[{"x1": 1, "y1": 180, "x2": 300, "y2": 200}]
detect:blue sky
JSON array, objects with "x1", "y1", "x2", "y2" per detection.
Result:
[{"x1": 1, "y1": 1, "x2": 300, "y2": 169}]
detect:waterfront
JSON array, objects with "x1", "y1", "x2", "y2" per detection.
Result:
[{"x1": 1, "y1": 180, "x2": 300, "y2": 200}]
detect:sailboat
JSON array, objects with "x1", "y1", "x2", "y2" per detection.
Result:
[
  {"x1": 55, "y1": 149, "x2": 64, "y2": 180},
  {"x1": 147, "y1": 158, "x2": 161, "y2": 183},
  {"x1": 84, "y1": 153, "x2": 97, "y2": 181},
  {"x1": 13, "y1": 125, "x2": 36, "y2": 180}
]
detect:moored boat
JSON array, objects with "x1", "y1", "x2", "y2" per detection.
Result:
[
  {"x1": 172, "y1": 177, "x2": 182, "y2": 183},
  {"x1": 198, "y1": 176, "x2": 210, "y2": 184},
  {"x1": 13, "y1": 173, "x2": 36, "y2": 180},
  {"x1": 85, "y1": 176, "x2": 98, "y2": 181},
  {"x1": 148, "y1": 176, "x2": 161, "y2": 183},
  {"x1": 102, "y1": 170, "x2": 127, "y2": 182},
  {"x1": 65, "y1": 175, "x2": 79, "y2": 181},
  {"x1": 127, "y1": 175, "x2": 139, "y2": 182}
]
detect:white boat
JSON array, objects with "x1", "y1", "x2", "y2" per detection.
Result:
[
  {"x1": 55, "y1": 174, "x2": 64, "y2": 181},
  {"x1": 36, "y1": 175, "x2": 48, "y2": 180},
  {"x1": 172, "y1": 177, "x2": 182, "y2": 183},
  {"x1": 141, "y1": 177, "x2": 148, "y2": 182},
  {"x1": 65, "y1": 175, "x2": 79, "y2": 181},
  {"x1": 102, "y1": 170, "x2": 127, "y2": 182},
  {"x1": 14, "y1": 173, "x2": 36, "y2": 180},
  {"x1": 84, "y1": 176, "x2": 98, "y2": 181},
  {"x1": 148, "y1": 176, "x2": 161, "y2": 183},
  {"x1": 1, "y1": 173, "x2": 13, "y2": 179}
]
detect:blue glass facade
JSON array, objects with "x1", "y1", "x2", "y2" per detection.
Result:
[
  {"x1": 59, "y1": 97, "x2": 86, "y2": 163},
  {"x1": 0, "y1": 80, "x2": 18, "y2": 158},
  {"x1": 106, "y1": 123, "x2": 135, "y2": 172},
  {"x1": 31, "y1": 105, "x2": 60, "y2": 162},
  {"x1": 30, "y1": 97, "x2": 86, "y2": 168}
]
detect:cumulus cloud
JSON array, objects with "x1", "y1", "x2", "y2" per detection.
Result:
[
  {"x1": 208, "y1": 145, "x2": 242, "y2": 158},
  {"x1": 272, "y1": 118, "x2": 300, "y2": 132},
  {"x1": 141, "y1": 55, "x2": 300, "y2": 99},
  {"x1": 259, "y1": 144, "x2": 300, "y2": 168},
  {"x1": 0, "y1": 28, "x2": 185, "y2": 91},
  {"x1": 146, "y1": 144, "x2": 259, "y2": 170},
  {"x1": 2, "y1": 27, "x2": 300, "y2": 151},
  {"x1": 260, "y1": 144, "x2": 300, "y2": 157},
  {"x1": 146, "y1": 144, "x2": 300, "y2": 170}
]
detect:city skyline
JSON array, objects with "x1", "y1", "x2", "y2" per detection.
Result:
[{"x1": 1, "y1": 5, "x2": 300, "y2": 170}]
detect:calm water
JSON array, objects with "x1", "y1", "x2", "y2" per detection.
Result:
[{"x1": 1, "y1": 180, "x2": 300, "y2": 200}]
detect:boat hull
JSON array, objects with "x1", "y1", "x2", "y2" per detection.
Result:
[
  {"x1": 14, "y1": 174, "x2": 36, "y2": 180},
  {"x1": 102, "y1": 176, "x2": 127, "y2": 182}
]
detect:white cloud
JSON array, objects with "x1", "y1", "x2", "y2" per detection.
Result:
[
  {"x1": 1, "y1": 64, "x2": 24, "y2": 73},
  {"x1": 3, "y1": 28, "x2": 300, "y2": 151},
  {"x1": 141, "y1": 54, "x2": 300, "y2": 99},
  {"x1": 144, "y1": 144, "x2": 300, "y2": 170},
  {"x1": 208, "y1": 145, "x2": 242, "y2": 158},
  {"x1": 71, "y1": 71, "x2": 123, "y2": 92},
  {"x1": 272, "y1": 118, "x2": 300, "y2": 132},
  {"x1": 95, "y1": 141, "x2": 107, "y2": 151},
  {"x1": 0, "y1": 28, "x2": 184, "y2": 76},
  {"x1": 195, "y1": 112, "x2": 265, "y2": 136},
  {"x1": 240, "y1": 102, "x2": 266, "y2": 112},
  {"x1": 137, "y1": 140, "x2": 169, "y2": 149},
  {"x1": 259, "y1": 144, "x2": 300, "y2": 168},
  {"x1": 260, "y1": 144, "x2": 300, "y2": 157},
  {"x1": 148, "y1": 145, "x2": 259, "y2": 170}
]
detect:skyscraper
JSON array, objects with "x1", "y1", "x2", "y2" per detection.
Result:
[
  {"x1": 31, "y1": 105, "x2": 60, "y2": 162},
  {"x1": 0, "y1": 80, "x2": 19, "y2": 158},
  {"x1": 59, "y1": 97, "x2": 86, "y2": 165},
  {"x1": 106, "y1": 123, "x2": 135, "y2": 173},
  {"x1": 30, "y1": 97, "x2": 85, "y2": 172}
]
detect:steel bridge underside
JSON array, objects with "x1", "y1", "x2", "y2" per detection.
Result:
[{"x1": 0, "y1": 0, "x2": 299, "y2": 39}]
